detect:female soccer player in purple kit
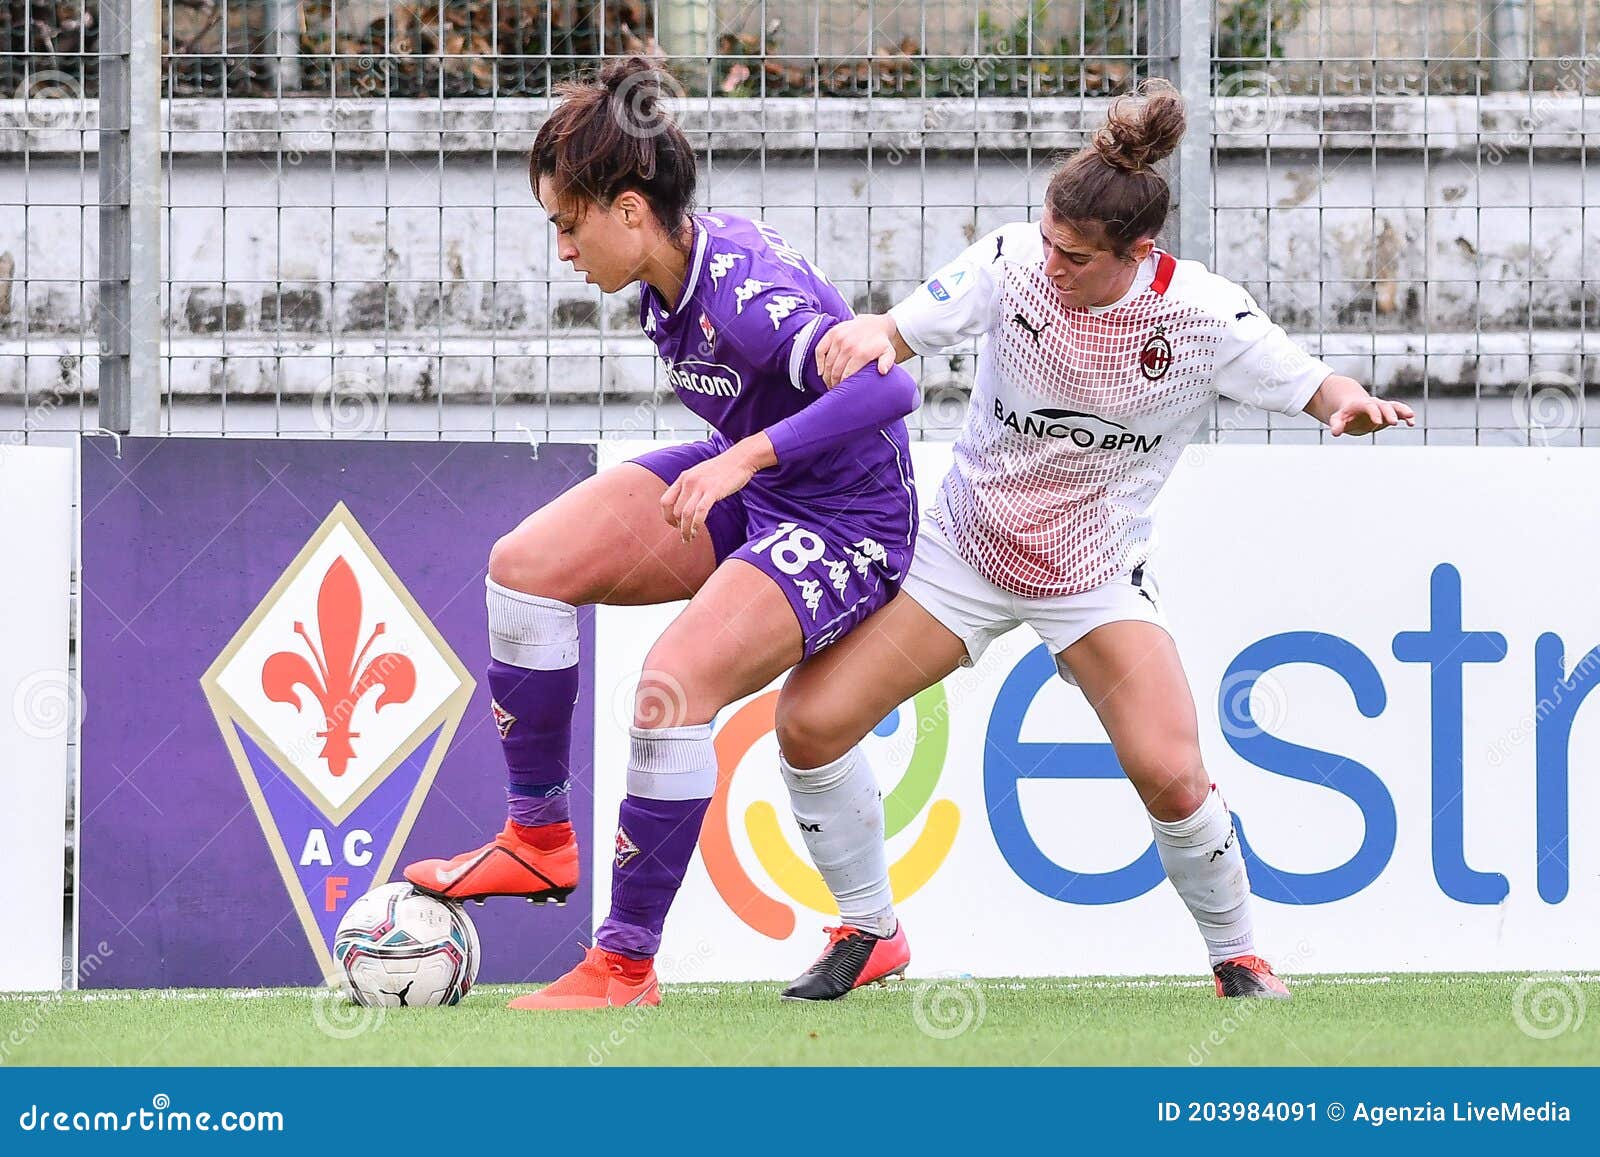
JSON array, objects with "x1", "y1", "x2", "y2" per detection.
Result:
[{"x1": 402, "y1": 57, "x2": 919, "y2": 1009}]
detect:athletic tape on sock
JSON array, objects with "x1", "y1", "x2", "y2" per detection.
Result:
[
  {"x1": 626, "y1": 723, "x2": 717, "y2": 801},
  {"x1": 486, "y1": 577, "x2": 578, "y2": 669}
]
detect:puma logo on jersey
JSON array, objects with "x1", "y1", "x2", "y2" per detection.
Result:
[
  {"x1": 994, "y1": 234, "x2": 1005, "y2": 261},
  {"x1": 992, "y1": 398, "x2": 1162, "y2": 452},
  {"x1": 1012, "y1": 311, "x2": 1052, "y2": 346}
]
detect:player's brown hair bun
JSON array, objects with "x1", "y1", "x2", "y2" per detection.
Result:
[{"x1": 1047, "y1": 78, "x2": 1187, "y2": 258}]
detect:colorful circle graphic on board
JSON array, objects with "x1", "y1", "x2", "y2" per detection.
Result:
[{"x1": 700, "y1": 685, "x2": 961, "y2": 940}]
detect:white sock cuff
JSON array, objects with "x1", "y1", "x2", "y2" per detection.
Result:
[
  {"x1": 627, "y1": 723, "x2": 716, "y2": 800},
  {"x1": 778, "y1": 746, "x2": 864, "y2": 794},
  {"x1": 1150, "y1": 785, "x2": 1228, "y2": 847},
  {"x1": 486, "y1": 577, "x2": 578, "y2": 669}
]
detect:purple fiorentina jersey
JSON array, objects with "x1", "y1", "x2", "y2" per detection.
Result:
[
  {"x1": 638, "y1": 213, "x2": 915, "y2": 537},
  {"x1": 634, "y1": 212, "x2": 917, "y2": 653}
]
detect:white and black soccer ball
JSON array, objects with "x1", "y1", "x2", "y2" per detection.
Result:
[{"x1": 334, "y1": 882, "x2": 481, "y2": 1007}]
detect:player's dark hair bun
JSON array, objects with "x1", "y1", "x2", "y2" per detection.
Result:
[{"x1": 530, "y1": 56, "x2": 696, "y2": 236}]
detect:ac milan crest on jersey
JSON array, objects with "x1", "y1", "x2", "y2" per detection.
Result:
[
  {"x1": 615, "y1": 827, "x2": 643, "y2": 868},
  {"x1": 1139, "y1": 325, "x2": 1174, "y2": 380},
  {"x1": 491, "y1": 699, "x2": 516, "y2": 739}
]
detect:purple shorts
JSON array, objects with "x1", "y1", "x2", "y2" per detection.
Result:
[{"x1": 632, "y1": 438, "x2": 915, "y2": 657}]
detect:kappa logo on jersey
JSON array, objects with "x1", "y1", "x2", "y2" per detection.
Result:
[
  {"x1": 200, "y1": 503, "x2": 474, "y2": 977},
  {"x1": 1012, "y1": 310, "x2": 1053, "y2": 347},
  {"x1": 765, "y1": 293, "x2": 804, "y2": 329},
  {"x1": 699, "y1": 312, "x2": 717, "y2": 347},
  {"x1": 615, "y1": 827, "x2": 643, "y2": 868},
  {"x1": 708, "y1": 251, "x2": 745, "y2": 285},
  {"x1": 665, "y1": 359, "x2": 744, "y2": 399},
  {"x1": 733, "y1": 277, "x2": 773, "y2": 315},
  {"x1": 643, "y1": 310, "x2": 657, "y2": 335},
  {"x1": 992, "y1": 398, "x2": 1163, "y2": 452},
  {"x1": 491, "y1": 699, "x2": 516, "y2": 739},
  {"x1": 1139, "y1": 324, "x2": 1174, "y2": 380}
]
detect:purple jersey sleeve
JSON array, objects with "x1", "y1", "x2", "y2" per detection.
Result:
[{"x1": 764, "y1": 360, "x2": 919, "y2": 463}]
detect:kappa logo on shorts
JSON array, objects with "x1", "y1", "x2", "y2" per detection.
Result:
[
  {"x1": 794, "y1": 578, "x2": 824, "y2": 618},
  {"x1": 826, "y1": 558, "x2": 851, "y2": 596},
  {"x1": 615, "y1": 827, "x2": 643, "y2": 869},
  {"x1": 491, "y1": 699, "x2": 516, "y2": 739}
]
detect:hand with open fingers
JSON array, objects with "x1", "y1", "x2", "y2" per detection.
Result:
[
  {"x1": 660, "y1": 448, "x2": 759, "y2": 545},
  {"x1": 814, "y1": 315, "x2": 898, "y2": 387},
  {"x1": 1330, "y1": 396, "x2": 1417, "y2": 437}
]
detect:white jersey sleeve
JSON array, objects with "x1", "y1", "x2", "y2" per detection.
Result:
[
  {"x1": 1210, "y1": 284, "x2": 1333, "y2": 415},
  {"x1": 889, "y1": 222, "x2": 1040, "y2": 355}
]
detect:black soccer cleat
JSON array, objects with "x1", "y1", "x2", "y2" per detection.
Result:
[
  {"x1": 1212, "y1": 954, "x2": 1291, "y2": 999},
  {"x1": 781, "y1": 923, "x2": 910, "y2": 1001}
]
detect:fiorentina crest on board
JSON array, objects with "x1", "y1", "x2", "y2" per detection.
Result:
[{"x1": 200, "y1": 503, "x2": 474, "y2": 976}]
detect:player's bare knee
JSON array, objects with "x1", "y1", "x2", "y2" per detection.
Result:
[
  {"x1": 488, "y1": 529, "x2": 580, "y2": 603},
  {"x1": 633, "y1": 650, "x2": 718, "y2": 730},
  {"x1": 1133, "y1": 756, "x2": 1210, "y2": 823},
  {"x1": 773, "y1": 698, "x2": 850, "y2": 769}
]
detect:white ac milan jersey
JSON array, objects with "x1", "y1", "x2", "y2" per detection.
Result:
[{"x1": 889, "y1": 222, "x2": 1333, "y2": 598}]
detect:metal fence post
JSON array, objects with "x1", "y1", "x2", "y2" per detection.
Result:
[
  {"x1": 1149, "y1": 0, "x2": 1213, "y2": 265},
  {"x1": 98, "y1": 0, "x2": 161, "y2": 435}
]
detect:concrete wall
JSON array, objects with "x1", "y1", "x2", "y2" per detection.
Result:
[{"x1": 2, "y1": 95, "x2": 1597, "y2": 407}]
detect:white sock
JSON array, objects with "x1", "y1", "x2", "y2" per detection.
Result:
[
  {"x1": 779, "y1": 747, "x2": 896, "y2": 938},
  {"x1": 1149, "y1": 785, "x2": 1255, "y2": 966},
  {"x1": 486, "y1": 577, "x2": 578, "y2": 669}
]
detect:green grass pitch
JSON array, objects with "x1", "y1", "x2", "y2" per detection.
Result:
[{"x1": 3, "y1": 974, "x2": 1595, "y2": 1066}]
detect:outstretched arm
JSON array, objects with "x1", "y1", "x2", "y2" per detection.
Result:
[{"x1": 1303, "y1": 373, "x2": 1416, "y2": 436}]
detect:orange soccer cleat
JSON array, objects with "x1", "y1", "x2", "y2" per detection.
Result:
[
  {"x1": 1212, "y1": 954, "x2": 1291, "y2": 999},
  {"x1": 506, "y1": 946, "x2": 661, "y2": 1011},
  {"x1": 403, "y1": 820, "x2": 578, "y2": 906}
]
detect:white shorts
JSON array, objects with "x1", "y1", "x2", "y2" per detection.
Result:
[{"x1": 900, "y1": 520, "x2": 1170, "y2": 684}]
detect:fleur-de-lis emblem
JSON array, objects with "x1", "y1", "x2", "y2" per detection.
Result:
[{"x1": 261, "y1": 557, "x2": 416, "y2": 776}]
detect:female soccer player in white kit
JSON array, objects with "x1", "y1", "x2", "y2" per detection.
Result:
[{"x1": 770, "y1": 80, "x2": 1415, "y2": 1000}]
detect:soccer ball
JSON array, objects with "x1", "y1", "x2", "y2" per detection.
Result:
[{"x1": 334, "y1": 882, "x2": 481, "y2": 1007}]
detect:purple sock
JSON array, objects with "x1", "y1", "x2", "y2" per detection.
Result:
[
  {"x1": 485, "y1": 579, "x2": 580, "y2": 828},
  {"x1": 595, "y1": 723, "x2": 718, "y2": 960},
  {"x1": 489, "y1": 658, "x2": 578, "y2": 826}
]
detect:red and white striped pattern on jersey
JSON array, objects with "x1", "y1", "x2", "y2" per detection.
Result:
[{"x1": 931, "y1": 250, "x2": 1223, "y2": 598}]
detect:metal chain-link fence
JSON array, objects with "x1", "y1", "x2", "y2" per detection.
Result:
[{"x1": 1, "y1": 0, "x2": 1597, "y2": 447}]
